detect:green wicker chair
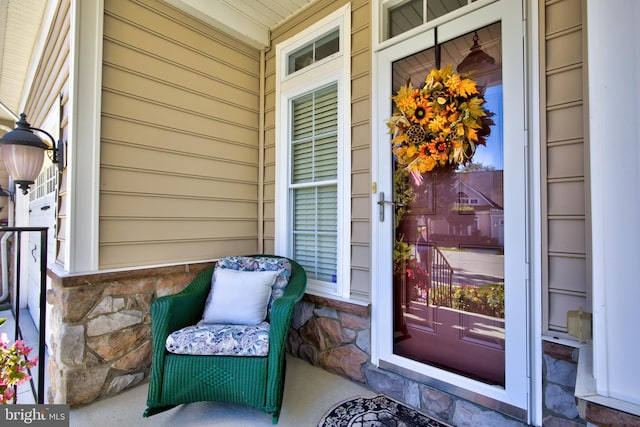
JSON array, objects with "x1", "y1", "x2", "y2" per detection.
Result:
[{"x1": 144, "y1": 256, "x2": 306, "y2": 424}]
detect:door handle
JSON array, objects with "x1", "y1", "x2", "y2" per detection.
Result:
[{"x1": 376, "y1": 192, "x2": 404, "y2": 222}]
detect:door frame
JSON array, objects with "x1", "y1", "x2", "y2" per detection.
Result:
[{"x1": 370, "y1": 0, "x2": 535, "y2": 421}]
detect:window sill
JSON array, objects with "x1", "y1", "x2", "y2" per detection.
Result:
[
  {"x1": 542, "y1": 334, "x2": 581, "y2": 349},
  {"x1": 302, "y1": 291, "x2": 370, "y2": 318},
  {"x1": 304, "y1": 288, "x2": 370, "y2": 307},
  {"x1": 575, "y1": 343, "x2": 640, "y2": 423}
]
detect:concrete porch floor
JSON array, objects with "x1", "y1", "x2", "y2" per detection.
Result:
[{"x1": 70, "y1": 355, "x2": 372, "y2": 427}]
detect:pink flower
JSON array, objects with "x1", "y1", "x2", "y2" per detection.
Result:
[
  {"x1": 2, "y1": 387, "x2": 14, "y2": 402},
  {"x1": 0, "y1": 335, "x2": 38, "y2": 404},
  {"x1": 14, "y1": 340, "x2": 32, "y2": 355}
]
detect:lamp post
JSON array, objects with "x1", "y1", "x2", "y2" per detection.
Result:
[
  {"x1": 0, "y1": 113, "x2": 64, "y2": 194},
  {"x1": 0, "y1": 114, "x2": 62, "y2": 405}
]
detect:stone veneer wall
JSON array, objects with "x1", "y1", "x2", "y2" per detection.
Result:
[
  {"x1": 542, "y1": 341, "x2": 585, "y2": 426},
  {"x1": 45, "y1": 262, "x2": 213, "y2": 406},
  {"x1": 288, "y1": 294, "x2": 534, "y2": 426}
]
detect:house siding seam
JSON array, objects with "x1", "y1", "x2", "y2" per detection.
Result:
[{"x1": 99, "y1": 0, "x2": 262, "y2": 269}]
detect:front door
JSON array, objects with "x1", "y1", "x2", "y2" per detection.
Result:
[{"x1": 374, "y1": 0, "x2": 529, "y2": 416}]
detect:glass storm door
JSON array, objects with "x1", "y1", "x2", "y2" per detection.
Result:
[
  {"x1": 392, "y1": 21, "x2": 506, "y2": 387},
  {"x1": 374, "y1": 1, "x2": 529, "y2": 416}
]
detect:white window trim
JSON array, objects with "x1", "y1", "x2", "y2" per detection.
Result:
[
  {"x1": 275, "y1": 4, "x2": 351, "y2": 300},
  {"x1": 373, "y1": 0, "x2": 498, "y2": 51}
]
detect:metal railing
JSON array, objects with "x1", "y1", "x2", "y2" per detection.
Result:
[
  {"x1": 417, "y1": 242, "x2": 454, "y2": 307},
  {"x1": 1, "y1": 226, "x2": 48, "y2": 404}
]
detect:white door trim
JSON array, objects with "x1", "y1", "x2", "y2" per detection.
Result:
[{"x1": 371, "y1": 0, "x2": 532, "y2": 418}]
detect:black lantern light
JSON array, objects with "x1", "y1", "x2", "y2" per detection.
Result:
[
  {"x1": 0, "y1": 113, "x2": 64, "y2": 194},
  {"x1": 457, "y1": 31, "x2": 498, "y2": 76}
]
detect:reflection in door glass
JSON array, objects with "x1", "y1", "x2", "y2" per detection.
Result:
[
  {"x1": 391, "y1": 22, "x2": 505, "y2": 386},
  {"x1": 387, "y1": 0, "x2": 475, "y2": 40}
]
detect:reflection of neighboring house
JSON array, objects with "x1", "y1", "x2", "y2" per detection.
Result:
[
  {"x1": 429, "y1": 172, "x2": 504, "y2": 246},
  {"x1": 457, "y1": 179, "x2": 504, "y2": 245}
]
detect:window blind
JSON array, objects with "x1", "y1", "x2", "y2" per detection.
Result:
[{"x1": 290, "y1": 83, "x2": 338, "y2": 282}]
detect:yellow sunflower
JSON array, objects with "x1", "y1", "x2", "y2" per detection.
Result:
[{"x1": 386, "y1": 64, "x2": 493, "y2": 178}]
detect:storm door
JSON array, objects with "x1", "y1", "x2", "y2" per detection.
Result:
[
  {"x1": 391, "y1": 20, "x2": 506, "y2": 386},
  {"x1": 374, "y1": 1, "x2": 529, "y2": 416}
]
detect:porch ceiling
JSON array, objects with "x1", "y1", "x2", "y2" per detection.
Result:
[
  {"x1": 0, "y1": 0, "x2": 316, "y2": 128},
  {"x1": 0, "y1": 0, "x2": 48, "y2": 130},
  {"x1": 164, "y1": 0, "x2": 317, "y2": 49}
]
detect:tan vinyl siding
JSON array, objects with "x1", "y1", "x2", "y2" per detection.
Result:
[
  {"x1": 541, "y1": 0, "x2": 590, "y2": 334},
  {"x1": 350, "y1": 1, "x2": 372, "y2": 301},
  {"x1": 264, "y1": 0, "x2": 371, "y2": 301},
  {"x1": 100, "y1": 0, "x2": 261, "y2": 269},
  {"x1": 22, "y1": 0, "x2": 71, "y2": 266}
]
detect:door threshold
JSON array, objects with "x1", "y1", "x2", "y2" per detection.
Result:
[{"x1": 378, "y1": 359, "x2": 527, "y2": 422}]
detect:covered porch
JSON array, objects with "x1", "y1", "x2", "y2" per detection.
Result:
[{"x1": 1, "y1": 1, "x2": 640, "y2": 427}]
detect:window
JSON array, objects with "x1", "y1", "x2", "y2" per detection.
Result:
[
  {"x1": 287, "y1": 29, "x2": 339, "y2": 75},
  {"x1": 30, "y1": 163, "x2": 56, "y2": 201},
  {"x1": 276, "y1": 5, "x2": 351, "y2": 298},
  {"x1": 382, "y1": 0, "x2": 477, "y2": 41},
  {"x1": 291, "y1": 84, "x2": 339, "y2": 283}
]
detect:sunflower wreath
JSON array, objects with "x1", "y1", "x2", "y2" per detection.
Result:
[{"x1": 386, "y1": 64, "x2": 494, "y2": 184}]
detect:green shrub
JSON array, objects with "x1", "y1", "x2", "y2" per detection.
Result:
[{"x1": 452, "y1": 283, "x2": 504, "y2": 318}]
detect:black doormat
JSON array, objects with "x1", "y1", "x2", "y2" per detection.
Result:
[{"x1": 318, "y1": 394, "x2": 453, "y2": 427}]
